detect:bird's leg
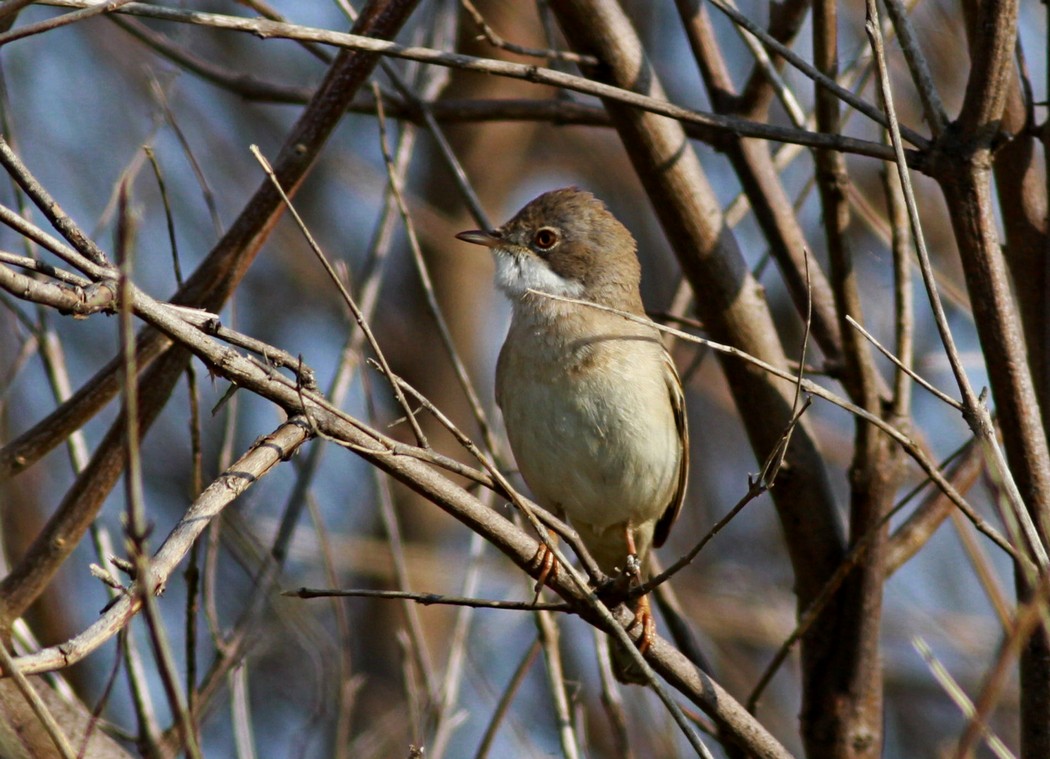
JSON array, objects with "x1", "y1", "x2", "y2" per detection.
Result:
[
  {"x1": 622, "y1": 522, "x2": 655, "y2": 655},
  {"x1": 529, "y1": 530, "x2": 560, "y2": 600},
  {"x1": 623, "y1": 522, "x2": 641, "y2": 581},
  {"x1": 628, "y1": 594, "x2": 656, "y2": 655}
]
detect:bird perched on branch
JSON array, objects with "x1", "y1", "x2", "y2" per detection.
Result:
[{"x1": 458, "y1": 187, "x2": 688, "y2": 683}]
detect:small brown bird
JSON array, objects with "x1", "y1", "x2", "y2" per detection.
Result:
[{"x1": 457, "y1": 187, "x2": 688, "y2": 683}]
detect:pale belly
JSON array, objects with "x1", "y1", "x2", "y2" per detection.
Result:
[{"x1": 497, "y1": 337, "x2": 680, "y2": 537}]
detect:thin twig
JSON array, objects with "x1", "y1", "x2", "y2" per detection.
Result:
[
  {"x1": 0, "y1": 135, "x2": 113, "y2": 268},
  {"x1": 705, "y1": 0, "x2": 929, "y2": 148},
  {"x1": 303, "y1": 489, "x2": 353, "y2": 759},
  {"x1": 913, "y1": 638, "x2": 1015, "y2": 759},
  {"x1": 143, "y1": 147, "x2": 183, "y2": 287},
  {"x1": 40, "y1": 0, "x2": 916, "y2": 165},
  {"x1": 0, "y1": 201, "x2": 113, "y2": 279},
  {"x1": 286, "y1": 587, "x2": 570, "y2": 611},
  {"x1": 535, "y1": 609, "x2": 581, "y2": 759},
  {"x1": 593, "y1": 627, "x2": 634, "y2": 759},
  {"x1": 0, "y1": 250, "x2": 92, "y2": 287},
  {"x1": 429, "y1": 531, "x2": 487, "y2": 759},
  {"x1": 139, "y1": 586, "x2": 204, "y2": 759},
  {"x1": 845, "y1": 314, "x2": 961, "y2": 410},
  {"x1": 365, "y1": 373, "x2": 437, "y2": 703},
  {"x1": 637, "y1": 401, "x2": 811, "y2": 598},
  {"x1": 146, "y1": 78, "x2": 224, "y2": 238},
  {"x1": 372, "y1": 91, "x2": 501, "y2": 454},
  {"x1": 473, "y1": 637, "x2": 542, "y2": 759},
  {"x1": 885, "y1": 441, "x2": 982, "y2": 575},
  {"x1": 10, "y1": 420, "x2": 311, "y2": 676},
  {"x1": 956, "y1": 580, "x2": 1046, "y2": 757},
  {"x1": 880, "y1": 0, "x2": 949, "y2": 135},
  {"x1": 458, "y1": 0, "x2": 597, "y2": 65},
  {"x1": 721, "y1": 0, "x2": 806, "y2": 126},
  {"x1": 0, "y1": 0, "x2": 137, "y2": 46},
  {"x1": 250, "y1": 144, "x2": 429, "y2": 448}
]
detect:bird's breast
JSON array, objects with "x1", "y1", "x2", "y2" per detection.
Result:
[{"x1": 495, "y1": 313, "x2": 680, "y2": 535}]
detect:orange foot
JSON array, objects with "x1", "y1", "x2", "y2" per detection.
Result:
[
  {"x1": 529, "y1": 542, "x2": 560, "y2": 597},
  {"x1": 629, "y1": 593, "x2": 657, "y2": 655}
]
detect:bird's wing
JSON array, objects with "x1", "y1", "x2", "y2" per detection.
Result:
[{"x1": 653, "y1": 350, "x2": 688, "y2": 548}]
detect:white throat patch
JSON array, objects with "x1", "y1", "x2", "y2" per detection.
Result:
[{"x1": 493, "y1": 250, "x2": 584, "y2": 300}]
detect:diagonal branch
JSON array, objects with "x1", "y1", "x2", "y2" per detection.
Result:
[{"x1": 0, "y1": 0, "x2": 423, "y2": 626}]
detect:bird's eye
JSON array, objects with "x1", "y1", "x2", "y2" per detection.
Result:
[{"x1": 533, "y1": 228, "x2": 559, "y2": 251}]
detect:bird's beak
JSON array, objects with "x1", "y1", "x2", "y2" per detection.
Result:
[{"x1": 456, "y1": 229, "x2": 501, "y2": 248}]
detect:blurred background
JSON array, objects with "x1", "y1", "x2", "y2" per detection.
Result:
[{"x1": 0, "y1": 1, "x2": 1043, "y2": 757}]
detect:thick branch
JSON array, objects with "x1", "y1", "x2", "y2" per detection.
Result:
[
  {"x1": 992, "y1": 63, "x2": 1049, "y2": 433},
  {"x1": 957, "y1": 0, "x2": 1020, "y2": 135},
  {"x1": 938, "y1": 159, "x2": 1050, "y2": 759},
  {"x1": 806, "y1": 3, "x2": 897, "y2": 754}
]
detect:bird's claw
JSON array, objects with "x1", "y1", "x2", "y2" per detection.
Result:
[
  {"x1": 629, "y1": 595, "x2": 656, "y2": 655},
  {"x1": 529, "y1": 543, "x2": 559, "y2": 600},
  {"x1": 624, "y1": 552, "x2": 642, "y2": 580}
]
